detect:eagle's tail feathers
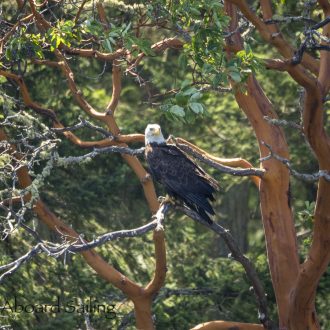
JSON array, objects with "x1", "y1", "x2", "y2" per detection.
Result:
[{"x1": 185, "y1": 199, "x2": 215, "y2": 224}]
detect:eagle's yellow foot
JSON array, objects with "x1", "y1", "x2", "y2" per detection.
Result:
[{"x1": 158, "y1": 194, "x2": 176, "y2": 205}]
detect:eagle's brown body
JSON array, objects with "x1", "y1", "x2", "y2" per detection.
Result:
[{"x1": 145, "y1": 141, "x2": 219, "y2": 223}]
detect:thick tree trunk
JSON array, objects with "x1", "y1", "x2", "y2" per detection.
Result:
[
  {"x1": 226, "y1": 1, "x2": 330, "y2": 328},
  {"x1": 225, "y1": 3, "x2": 300, "y2": 327},
  {"x1": 235, "y1": 78, "x2": 300, "y2": 328}
]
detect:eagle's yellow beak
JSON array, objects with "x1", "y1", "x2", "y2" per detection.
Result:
[{"x1": 154, "y1": 127, "x2": 161, "y2": 136}]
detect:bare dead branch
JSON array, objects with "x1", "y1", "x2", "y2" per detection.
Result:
[
  {"x1": 51, "y1": 117, "x2": 113, "y2": 138},
  {"x1": 264, "y1": 16, "x2": 317, "y2": 25},
  {"x1": 68, "y1": 203, "x2": 170, "y2": 253},
  {"x1": 263, "y1": 116, "x2": 302, "y2": 130},
  {"x1": 0, "y1": 203, "x2": 171, "y2": 283},
  {"x1": 261, "y1": 141, "x2": 330, "y2": 182},
  {"x1": 57, "y1": 146, "x2": 145, "y2": 165}
]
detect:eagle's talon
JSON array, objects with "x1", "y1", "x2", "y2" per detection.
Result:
[
  {"x1": 163, "y1": 194, "x2": 176, "y2": 205},
  {"x1": 151, "y1": 214, "x2": 158, "y2": 220},
  {"x1": 158, "y1": 196, "x2": 166, "y2": 203}
]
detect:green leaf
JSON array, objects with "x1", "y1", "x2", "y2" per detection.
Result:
[
  {"x1": 181, "y1": 80, "x2": 191, "y2": 89},
  {"x1": 190, "y1": 7, "x2": 201, "y2": 16},
  {"x1": 170, "y1": 105, "x2": 185, "y2": 117},
  {"x1": 178, "y1": 53, "x2": 188, "y2": 69},
  {"x1": 182, "y1": 87, "x2": 198, "y2": 96},
  {"x1": 190, "y1": 92, "x2": 202, "y2": 101},
  {"x1": 122, "y1": 22, "x2": 131, "y2": 35},
  {"x1": 103, "y1": 38, "x2": 112, "y2": 52},
  {"x1": 175, "y1": 92, "x2": 189, "y2": 106},
  {"x1": 189, "y1": 102, "x2": 204, "y2": 114},
  {"x1": 229, "y1": 71, "x2": 242, "y2": 83}
]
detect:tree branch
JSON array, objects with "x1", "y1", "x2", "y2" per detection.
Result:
[
  {"x1": 261, "y1": 141, "x2": 330, "y2": 182},
  {"x1": 174, "y1": 137, "x2": 262, "y2": 187},
  {"x1": 176, "y1": 142, "x2": 265, "y2": 179},
  {"x1": 175, "y1": 204, "x2": 275, "y2": 330},
  {"x1": 228, "y1": 0, "x2": 319, "y2": 75},
  {"x1": 190, "y1": 321, "x2": 264, "y2": 330},
  {"x1": 0, "y1": 203, "x2": 171, "y2": 282}
]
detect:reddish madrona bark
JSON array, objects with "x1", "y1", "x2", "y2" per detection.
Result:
[
  {"x1": 191, "y1": 321, "x2": 264, "y2": 330},
  {"x1": 226, "y1": 1, "x2": 330, "y2": 329}
]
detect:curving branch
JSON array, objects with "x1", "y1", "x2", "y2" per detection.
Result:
[
  {"x1": 74, "y1": 0, "x2": 89, "y2": 24},
  {"x1": 0, "y1": 70, "x2": 58, "y2": 122},
  {"x1": 173, "y1": 137, "x2": 262, "y2": 187},
  {"x1": 176, "y1": 142, "x2": 265, "y2": 179},
  {"x1": 288, "y1": 1, "x2": 330, "y2": 328},
  {"x1": 228, "y1": 0, "x2": 319, "y2": 75},
  {"x1": 190, "y1": 321, "x2": 264, "y2": 330},
  {"x1": 126, "y1": 37, "x2": 184, "y2": 73},
  {"x1": 0, "y1": 14, "x2": 34, "y2": 55}
]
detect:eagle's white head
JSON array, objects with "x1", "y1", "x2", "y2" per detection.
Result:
[{"x1": 145, "y1": 124, "x2": 166, "y2": 145}]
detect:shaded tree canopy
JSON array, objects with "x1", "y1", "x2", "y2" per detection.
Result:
[{"x1": 0, "y1": 1, "x2": 330, "y2": 329}]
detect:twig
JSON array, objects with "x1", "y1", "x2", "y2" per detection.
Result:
[
  {"x1": 292, "y1": 16, "x2": 330, "y2": 65},
  {"x1": 70, "y1": 203, "x2": 170, "y2": 252},
  {"x1": 264, "y1": 116, "x2": 302, "y2": 130},
  {"x1": 261, "y1": 141, "x2": 330, "y2": 182},
  {"x1": 264, "y1": 16, "x2": 317, "y2": 25},
  {"x1": 57, "y1": 146, "x2": 145, "y2": 165},
  {"x1": 52, "y1": 117, "x2": 113, "y2": 138}
]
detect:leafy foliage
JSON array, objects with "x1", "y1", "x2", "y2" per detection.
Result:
[
  {"x1": 5, "y1": 27, "x2": 44, "y2": 60},
  {"x1": 46, "y1": 20, "x2": 80, "y2": 51},
  {"x1": 160, "y1": 83, "x2": 205, "y2": 122}
]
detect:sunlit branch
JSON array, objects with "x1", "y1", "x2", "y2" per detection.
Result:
[
  {"x1": 119, "y1": 287, "x2": 227, "y2": 329},
  {"x1": 176, "y1": 143, "x2": 265, "y2": 178},
  {"x1": 228, "y1": 0, "x2": 320, "y2": 75}
]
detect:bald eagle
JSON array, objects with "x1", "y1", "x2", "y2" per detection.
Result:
[{"x1": 145, "y1": 124, "x2": 219, "y2": 224}]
